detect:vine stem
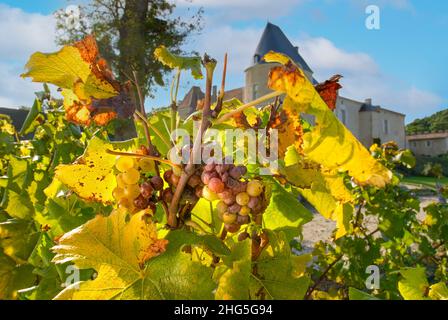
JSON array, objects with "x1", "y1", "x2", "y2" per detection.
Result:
[
  {"x1": 305, "y1": 254, "x2": 343, "y2": 300},
  {"x1": 105, "y1": 149, "x2": 181, "y2": 168},
  {"x1": 214, "y1": 91, "x2": 283, "y2": 124},
  {"x1": 134, "y1": 111, "x2": 171, "y2": 148},
  {"x1": 167, "y1": 55, "x2": 217, "y2": 228}
]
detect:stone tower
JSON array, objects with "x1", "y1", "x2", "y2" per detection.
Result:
[{"x1": 243, "y1": 22, "x2": 315, "y2": 103}]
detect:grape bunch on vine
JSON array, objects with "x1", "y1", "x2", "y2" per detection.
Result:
[{"x1": 0, "y1": 35, "x2": 446, "y2": 300}]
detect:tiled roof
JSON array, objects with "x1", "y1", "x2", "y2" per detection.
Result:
[
  {"x1": 253, "y1": 22, "x2": 313, "y2": 73},
  {"x1": 406, "y1": 132, "x2": 448, "y2": 141}
]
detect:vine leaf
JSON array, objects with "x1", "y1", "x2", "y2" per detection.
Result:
[
  {"x1": 214, "y1": 239, "x2": 252, "y2": 300},
  {"x1": 314, "y1": 75, "x2": 343, "y2": 111},
  {"x1": 0, "y1": 252, "x2": 35, "y2": 300},
  {"x1": 249, "y1": 231, "x2": 310, "y2": 300},
  {"x1": 263, "y1": 178, "x2": 312, "y2": 241},
  {"x1": 55, "y1": 137, "x2": 137, "y2": 204},
  {"x1": 265, "y1": 51, "x2": 392, "y2": 188},
  {"x1": 348, "y1": 287, "x2": 380, "y2": 300},
  {"x1": 154, "y1": 45, "x2": 203, "y2": 79},
  {"x1": 22, "y1": 35, "x2": 135, "y2": 126},
  {"x1": 398, "y1": 268, "x2": 448, "y2": 300},
  {"x1": 52, "y1": 209, "x2": 214, "y2": 300}
]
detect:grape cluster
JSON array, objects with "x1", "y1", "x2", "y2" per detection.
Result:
[
  {"x1": 200, "y1": 159, "x2": 265, "y2": 234},
  {"x1": 162, "y1": 167, "x2": 204, "y2": 207},
  {"x1": 112, "y1": 146, "x2": 163, "y2": 213}
]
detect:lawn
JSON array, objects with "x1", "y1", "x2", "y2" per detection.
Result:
[{"x1": 402, "y1": 176, "x2": 448, "y2": 189}]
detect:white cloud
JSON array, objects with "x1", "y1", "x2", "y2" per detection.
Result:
[
  {"x1": 0, "y1": 5, "x2": 57, "y2": 61},
  {"x1": 297, "y1": 35, "x2": 443, "y2": 121},
  {"x1": 0, "y1": 5, "x2": 57, "y2": 107}
]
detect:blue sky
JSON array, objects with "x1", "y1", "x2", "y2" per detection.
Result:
[{"x1": 0, "y1": 0, "x2": 446, "y2": 123}]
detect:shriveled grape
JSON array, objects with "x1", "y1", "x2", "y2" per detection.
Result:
[
  {"x1": 140, "y1": 182, "x2": 153, "y2": 199},
  {"x1": 225, "y1": 223, "x2": 240, "y2": 233},
  {"x1": 150, "y1": 176, "x2": 164, "y2": 190}
]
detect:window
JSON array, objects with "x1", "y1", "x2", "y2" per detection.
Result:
[
  {"x1": 412, "y1": 142, "x2": 417, "y2": 147},
  {"x1": 252, "y1": 84, "x2": 259, "y2": 100},
  {"x1": 383, "y1": 119, "x2": 389, "y2": 135},
  {"x1": 254, "y1": 54, "x2": 260, "y2": 64},
  {"x1": 340, "y1": 109, "x2": 347, "y2": 125},
  {"x1": 426, "y1": 140, "x2": 431, "y2": 147}
]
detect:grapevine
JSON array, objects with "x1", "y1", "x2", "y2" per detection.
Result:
[{"x1": 0, "y1": 35, "x2": 446, "y2": 301}]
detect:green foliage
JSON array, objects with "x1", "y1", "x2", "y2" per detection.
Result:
[
  {"x1": 406, "y1": 108, "x2": 448, "y2": 134},
  {"x1": 1, "y1": 41, "x2": 447, "y2": 301}
]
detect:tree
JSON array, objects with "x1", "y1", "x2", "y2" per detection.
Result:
[{"x1": 55, "y1": 0, "x2": 203, "y2": 101}]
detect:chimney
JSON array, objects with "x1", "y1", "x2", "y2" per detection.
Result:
[
  {"x1": 212, "y1": 85, "x2": 217, "y2": 103},
  {"x1": 365, "y1": 98, "x2": 372, "y2": 105}
]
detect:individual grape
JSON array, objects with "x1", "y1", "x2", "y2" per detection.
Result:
[
  {"x1": 112, "y1": 187, "x2": 125, "y2": 200},
  {"x1": 204, "y1": 162, "x2": 215, "y2": 172},
  {"x1": 215, "y1": 164, "x2": 226, "y2": 175},
  {"x1": 115, "y1": 156, "x2": 135, "y2": 172},
  {"x1": 224, "y1": 223, "x2": 241, "y2": 233},
  {"x1": 247, "y1": 180, "x2": 264, "y2": 197},
  {"x1": 138, "y1": 158, "x2": 155, "y2": 173},
  {"x1": 187, "y1": 175, "x2": 201, "y2": 188},
  {"x1": 122, "y1": 168, "x2": 140, "y2": 185},
  {"x1": 134, "y1": 195, "x2": 149, "y2": 210},
  {"x1": 218, "y1": 189, "x2": 232, "y2": 200},
  {"x1": 150, "y1": 176, "x2": 164, "y2": 191},
  {"x1": 237, "y1": 214, "x2": 250, "y2": 225},
  {"x1": 228, "y1": 203, "x2": 241, "y2": 214},
  {"x1": 247, "y1": 196, "x2": 260, "y2": 210},
  {"x1": 163, "y1": 170, "x2": 173, "y2": 183},
  {"x1": 201, "y1": 171, "x2": 217, "y2": 185},
  {"x1": 162, "y1": 189, "x2": 174, "y2": 203},
  {"x1": 223, "y1": 196, "x2": 236, "y2": 205},
  {"x1": 235, "y1": 192, "x2": 250, "y2": 206},
  {"x1": 238, "y1": 231, "x2": 250, "y2": 241},
  {"x1": 118, "y1": 197, "x2": 131, "y2": 209},
  {"x1": 208, "y1": 177, "x2": 225, "y2": 193},
  {"x1": 173, "y1": 165, "x2": 182, "y2": 177},
  {"x1": 222, "y1": 212, "x2": 237, "y2": 224},
  {"x1": 239, "y1": 206, "x2": 250, "y2": 216},
  {"x1": 229, "y1": 165, "x2": 247, "y2": 179},
  {"x1": 116, "y1": 173, "x2": 126, "y2": 189},
  {"x1": 171, "y1": 174, "x2": 180, "y2": 187},
  {"x1": 216, "y1": 201, "x2": 228, "y2": 214},
  {"x1": 202, "y1": 185, "x2": 219, "y2": 202},
  {"x1": 232, "y1": 181, "x2": 248, "y2": 195},
  {"x1": 226, "y1": 177, "x2": 239, "y2": 189},
  {"x1": 221, "y1": 172, "x2": 229, "y2": 183},
  {"x1": 252, "y1": 202, "x2": 264, "y2": 214},
  {"x1": 123, "y1": 184, "x2": 141, "y2": 200},
  {"x1": 194, "y1": 185, "x2": 203, "y2": 198},
  {"x1": 140, "y1": 182, "x2": 153, "y2": 199}
]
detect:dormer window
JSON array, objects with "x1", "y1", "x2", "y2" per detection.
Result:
[{"x1": 254, "y1": 54, "x2": 260, "y2": 64}]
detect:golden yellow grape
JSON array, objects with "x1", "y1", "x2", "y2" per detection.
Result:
[
  {"x1": 239, "y1": 206, "x2": 250, "y2": 216},
  {"x1": 112, "y1": 187, "x2": 125, "y2": 200},
  {"x1": 122, "y1": 168, "x2": 140, "y2": 185},
  {"x1": 123, "y1": 184, "x2": 140, "y2": 200},
  {"x1": 246, "y1": 180, "x2": 264, "y2": 197},
  {"x1": 138, "y1": 158, "x2": 155, "y2": 173},
  {"x1": 116, "y1": 173, "x2": 126, "y2": 188},
  {"x1": 235, "y1": 192, "x2": 250, "y2": 206},
  {"x1": 115, "y1": 156, "x2": 135, "y2": 172}
]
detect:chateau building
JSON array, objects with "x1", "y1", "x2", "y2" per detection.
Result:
[{"x1": 179, "y1": 22, "x2": 406, "y2": 149}]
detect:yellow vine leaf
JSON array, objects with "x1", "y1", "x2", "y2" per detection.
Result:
[
  {"x1": 282, "y1": 150, "x2": 353, "y2": 238},
  {"x1": 154, "y1": 45, "x2": 203, "y2": 79},
  {"x1": 52, "y1": 209, "x2": 168, "y2": 299},
  {"x1": 21, "y1": 35, "x2": 135, "y2": 127},
  {"x1": 55, "y1": 137, "x2": 137, "y2": 204},
  {"x1": 265, "y1": 51, "x2": 392, "y2": 187}
]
